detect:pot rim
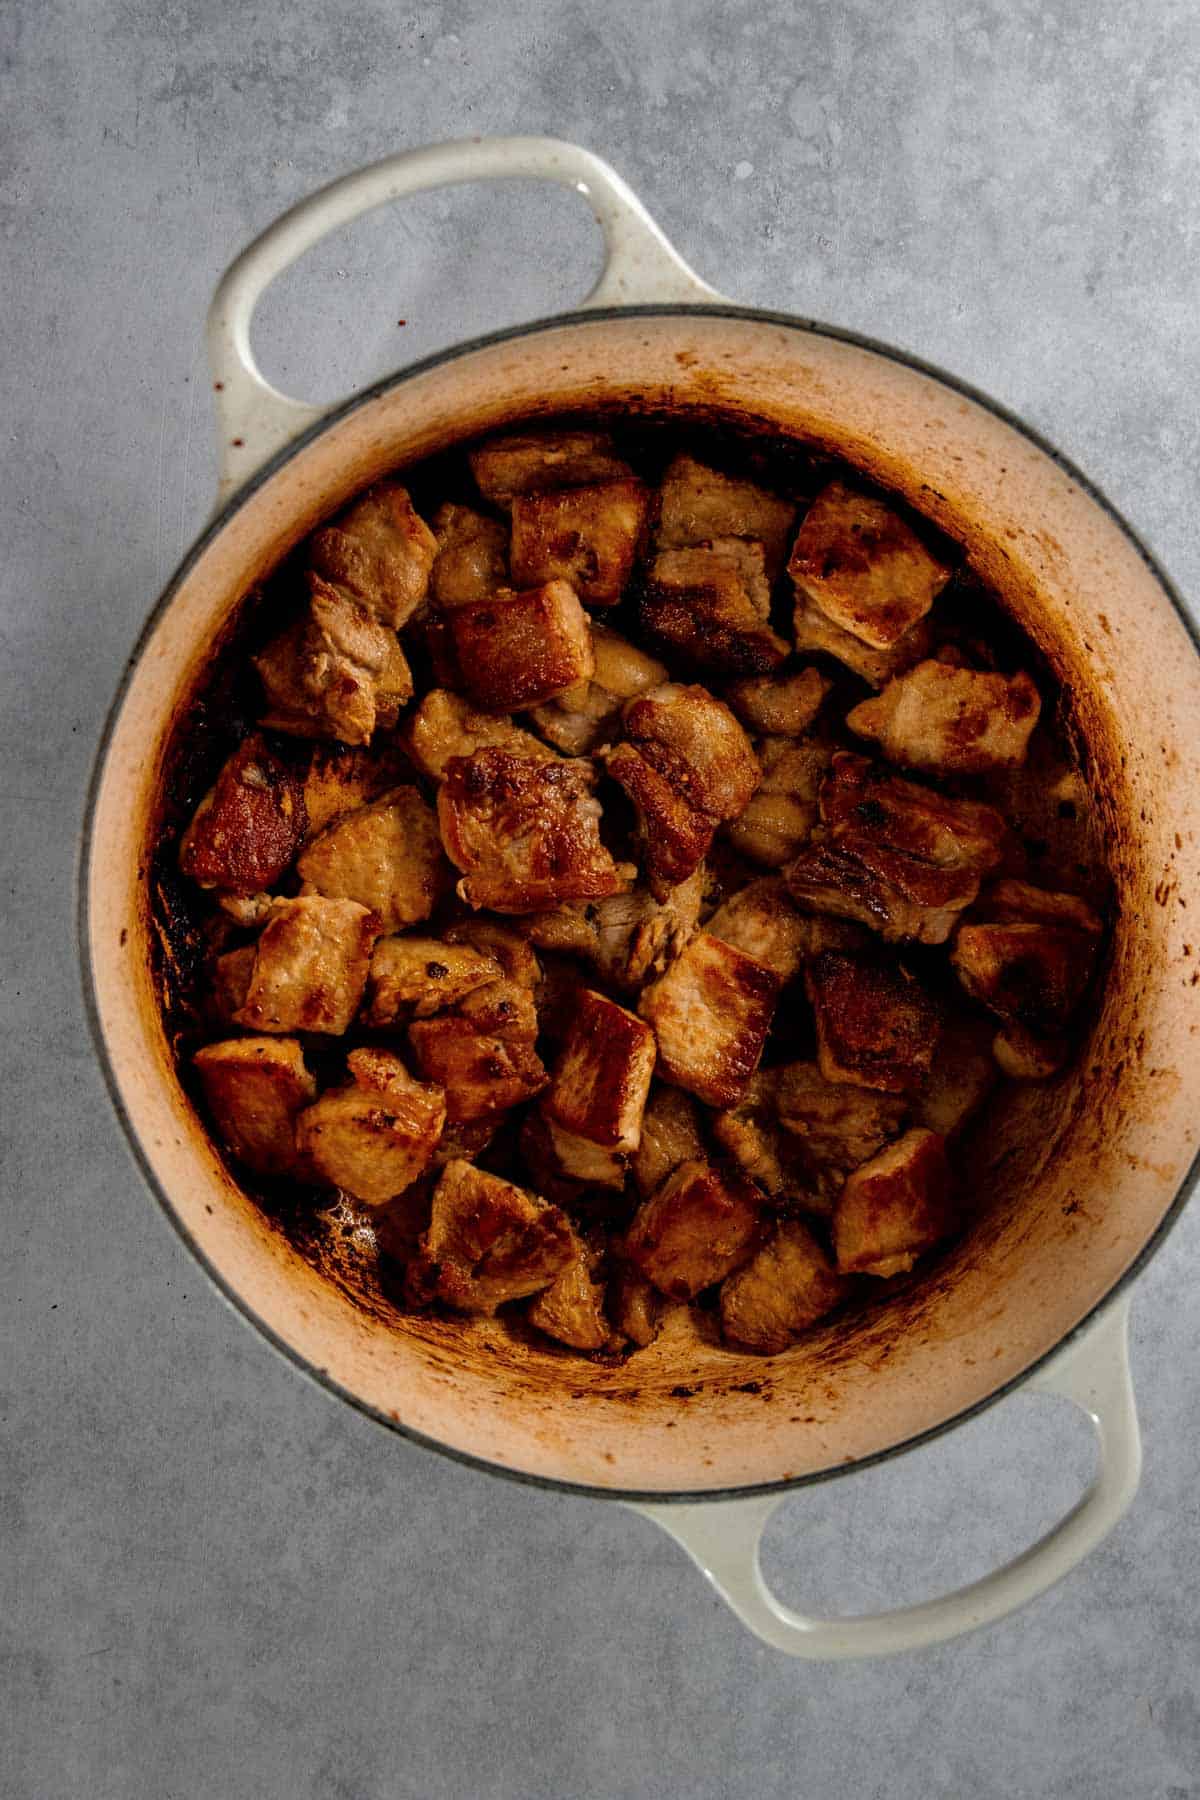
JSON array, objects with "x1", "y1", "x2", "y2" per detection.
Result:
[{"x1": 78, "y1": 300, "x2": 1200, "y2": 1505}]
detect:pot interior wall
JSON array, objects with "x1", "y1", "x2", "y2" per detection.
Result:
[{"x1": 87, "y1": 311, "x2": 1200, "y2": 1493}]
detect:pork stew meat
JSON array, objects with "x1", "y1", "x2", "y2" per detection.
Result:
[{"x1": 166, "y1": 421, "x2": 1108, "y2": 1364}]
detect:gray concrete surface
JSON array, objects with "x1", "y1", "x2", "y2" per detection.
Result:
[{"x1": 3, "y1": 1, "x2": 1200, "y2": 1795}]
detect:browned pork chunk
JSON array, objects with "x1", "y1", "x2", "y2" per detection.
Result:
[
  {"x1": 295, "y1": 1048, "x2": 446, "y2": 1206},
  {"x1": 711, "y1": 1070, "x2": 814, "y2": 1205},
  {"x1": 720, "y1": 1220, "x2": 848, "y2": 1354},
  {"x1": 541, "y1": 991, "x2": 657, "y2": 1188},
  {"x1": 470, "y1": 429, "x2": 632, "y2": 506},
  {"x1": 792, "y1": 591, "x2": 934, "y2": 688},
  {"x1": 438, "y1": 750, "x2": 628, "y2": 913},
  {"x1": 362, "y1": 935, "x2": 503, "y2": 1027},
  {"x1": 448, "y1": 581, "x2": 596, "y2": 712},
  {"x1": 624, "y1": 1160, "x2": 762, "y2": 1299},
  {"x1": 609, "y1": 1265, "x2": 672, "y2": 1348},
  {"x1": 639, "y1": 931, "x2": 780, "y2": 1108},
  {"x1": 726, "y1": 738, "x2": 828, "y2": 867},
  {"x1": 656, "y1": 453, "x2": 796, "y2": 579},
  {"x1": 255, "y1": 577, "x2": 413, "y2": 746},
  {"x1": 526, "y1": 1231, "x2": 611, "y2": 1350},
  {"x1": 911, "y1": 1012, "x2": 997, "y2": 1136},
  {"x1": 631, "y1": 1084, "x2": 707, "y2": 1198},
  {"x1": 951, "y1": 922, "x2": 1099, "y2": 1037},
  {"x1": 179, "y1": 735, "x2": 306, "y2": 895},
  {"x1": 640, "y1": 541, "x2": 790, "y2": 674},
  {"x1": 404, "y1": 688, "x2": 555, "y2": 781},
  {"x1": 833, "y1": 1128, "x2": 953, "y2": 1277},
  {"x1": 847, "y1": 660, "x2": 1041, "y2": 774},
  {"x1": 510, "y1": 478, "x2": 652, "y2": 607},
  {"x1": 973, "y1": 880, "x2": 1103, "y2": 934},
  {"x1": 725, "y1": 665, "x2": 833, "y2": 738},
  {"x1": 430, "y1": 502, "x2": 509, "y2": 608},
  {"x1": 820, "y1": 754, "x2": 1009, "y2": 872},
  {"x1": 518, "y1": 868, "x2": 703, "y2": 993},
  {"x1": 194, "y1": 1037, "x2": 316, "y2": 1177},
  {"x1": 233, "y1": 897, "x2": 379, "y2": 1035},
  {"x1": 704, "y1": 875, "x2": 859, "y2": 978},
  {"x1": 804, "y1": 950, "x2": 940, "y2": 1093},
  {"x1": 773, "y1": 1061, "x2": 908, "y2": 1208},
  {"x1": 785, "y1": 841, "x2": 977, "y2": 946},
  {"x1": 788, "y1": 482, "x2": 952, "y2": 648},
  {"x1": 296, "y1": 787, "x2": 447, "y2": 933},
  {"x1": 407, "y1": 1160, "x2": 574, "y2": 1314},
  {"x1": 301, "y1": 741, "x2": 412, "y2": 841},
  {"x1": 308, "y1": 480, "x2": 437, "y2": 630},
  {"x1": 407, "y1": 984, "x2": 547, "y2": 1123},
  {"x1": 530, "y1": 626, "x2": 667, "y2": 755}
]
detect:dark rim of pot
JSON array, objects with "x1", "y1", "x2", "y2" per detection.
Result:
[{"x1": 77, "y1": 303, "x2": 1200, "y2": 1505}]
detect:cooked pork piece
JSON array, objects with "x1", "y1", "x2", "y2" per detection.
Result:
[
  {"x1": 973, "y1": 880, "x2": 1103, "y2": 934},
  {"x1": 194, "y1": 1036, "x2": 316, "y2": 1177},
  {"x1": 951, "y1": 921, "x2": 1099, "y2": 1035},
  {"x1": 215, "y1": 891, "x2": 276, "y2": 928},
  {"x1": 438, "y1": 750, "x2": 630, "y2": 913},
  {"x1": 469, "y1": 428, "x2": 632, "y2": 506},
  {"x1": 430, "y1": 502, "x2": 509, "y2": 608},
  {"x1": 510, "y1": 477, "x2": 652, "y2": 607},
  {"x1": 404, "y1": 688, "x2": 556, "y2": 781},
  {"x1": 639, "y1": 931, "x2": 780, "y2": 1108},
  {"x1": 456, "y1": 973, "x2": 540, "y2": 1042},
  {"x1": 210, "y1": 944, "x2": 257, "y2": 1024},
  {"x1": 833, "y1": 1128, "x2": 953, "y2": 1277},
  {"x1": 301, "y1": 741, "x2": 412, "y2": 841},
  {"x1": 785, "y1": 838, "x2": 981, "y2": 947},
  {"x1": 407, "y1": 1160, "x2": 574, "y2": 1313},
  {"x1": 407, "y1": 1014, "x2": 547, "y2": 1122},
  {"x1": 720, "y1": 1220, "x2": 848, "y2": 1354},
  {"x1": 911, "y1": 1012, "x2": 997, "y2": 1136},
  {"x1": 656, "y1": 453, "x2": 796, "y2": 579},
  {"x1": 179, "y1": 735, "x2": 306, "y2": 895},
  {"x1": 726, "y1": 738, "x2": 828, "y2": 868},
  {"x1": 711, "y1": 1070, "x2": 814, "y2": 1205},
  {"x1": 820, "y1": 754, "x2": 1009, "y2": 873},
  {"x1": 448, "y1": 580, "x2": 596, "y2": 712},
  {"x1": 792, "y1": 591, "x2": 934, "y2": 688},
  {"x1": 255, "y1": 577, "x2": 413, "y2": 746},
  {"x1": 604, "y1": 743, "x2": 720, "y2": 898},
  {"x1": 295, "y1": 1048, "x2": 446, "y2": 1206},
  {"x1": 847, "y1": 660, "x2": 1041, "y2": 774},
  {"x1": 296, "y1": 786, "x2": 447, "y2": 933},
  {"x1": 516, "y1": 1107, "x2": 591, "y2": 1205},
  {"x1": 307, "y1": 480, "x2": 437, "y2": 630},
  {"x1": 362, "y1": 935, "x2": 503, "y2": 1026},
  {"x1": 529, "y1": 625, "x2": 667, "y2": 755},
  {"x1": 991, "y1": 1023, "x2": 1069, "y2": 1080},
  {"x1": 542, "y1": 989, "x2": 657, "y2": 1157},
  {"x1": 519, "y1": 870, "x2": 703, "y2": 992},
  {"x1": 640, "y1": 541, "x2": 790, "y2": 674},
  {"x1": 773, "y1": 1061, "x2": 908, "y2": 1207},
  {"x1": 233, "y1": 897, "x2": 379, "y2": 1035},
  {"x1": 442, "y1": 917, "x2": 541, "y2": 988},
  {"x1": 788, "y1": 482, "x2": 952, "y2": 648},
  {"x1": 705, "y1": 877, "x2": 810, "y2": 980},
  {"x1": 624, "y1": 1159, "x2": 762, "y2": 1300},
  {"x1": 725, "y1": 665, "x2": 833, "y2": 738},
  {"x1": 632, "y1": 1083, "x2": 707, "y2": 1198},
  {"x1": 804, "y1": 950, "x2": 940, "y2": 1093},
  {"x1": 609, "y1": 1265, "x2": 672, "y2": 1348},
  {"x1": 526, "y1": 1230, "x2": 611, "y2": 1350}
]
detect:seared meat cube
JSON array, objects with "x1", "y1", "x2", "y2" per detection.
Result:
[
  {"x1": 407, "y1": 1160, "x2": 574, "y2": 1314},
  {"x1": 705, "y1": 876, "x2": 810, "y2": 979},
  {"x1": 793, "y1": 591, "x2": 934, "y2": 688},
  {"x1": 640, "y1": 541, "x2": 790, "y2": 674},
  {"x1": 543, "y1": 989, "x2": 657, "y2": 1156},
  {"x1": 974, "y1": 879, "x2": 1103, "y2": 934},
  {"x1": 912, "y1": 1012, "x2": 997, "y2": 1137},
  {"x1": 517, "y1": 1108, "x2": 593, "y2": 1205},
  {"x1": 448, "y1": 580, "x2": 596, "y2": 712},
  {"x1": 430, "y1": 1117, "x2": 500, "y2": 1171},
  {"x1": 363, "y1": 935, "x2": 502, "y2": 1026},
  {"x1": 821, "y1": 754, "x2": 1009, "y2": 873},
  {"x1": 442, "y1": 917, "x2": 540, "y2": 988},
  {"x1": 526, "y1": 1230, "x2": 610, "y2": 1350},
  {"x1": 951, "y1": 922, "x2": 1098, "y2": 1035},
  {"x1": 632, "y1": 1083, "x2": 706, "y2": 1198},
  {"x1": 438, "y1": 750, "x2": 629, "y2": 913},
  {"x1": 774, "y1": 1061, "x2": 908, "y2": 1207},
  {"x1": 308, "y1": 480, "x2": 437, "y2": 629},
  {"x1": 639, "y1": 931, "x2": 780, "y2": 1108},
  {"x1": 215, "y1": 891, "x2": 276, "y2": 928},
  {"x1": 605, "y1": 742, "x2": 719, "y2": 897},
  {"x1": 726, "y1": 738, "x2": 828, "y2": 868},
  {"x1": 295, "y1": 1048, "x2": 446, "y2": 1206},
  {"x1": 624, "y1": 1159, "x2": 762, "y2": 1299},
  {"x1": 302, "y1": 741, "x2": 411, "y2": 840},
  {"x1": 470, "y1": 428, "x2": 632, "y2": 506},
  {"x1": 179, "y1": 734, "x2": 306, "y2": 895},
  {"x1": 404, "y1": 688, "x2": 555, "y2": 781},
  {"x1": 725, "y1": 665, "x2": 832, "y2": 738},
  {"x1": 457, "y1": 973, "x2": 539, "y2": 1042},
  {"x1": 786, "y1": 838, "x2": 981, "y2": 947},
  {"x1": 657, "y1": 453, "x2": 796, "y2": 580},
  {"x1": 430, "y1": 502, "x2": 508, "y2": 608},
  {"x1": 210, "y1": 944, "x2": 256, "y2": 1025},
  {"x1": 712, "y1": 1070, "x2": 814, "y2": 1205},
  {"x1": 407, "y1": 1014, "x2": 548, "y2": 1122},
  {"x1": 833, "y1": 1128, "x2": 953, "y2": 1277},
  {"x1": 992, "y1": 1023, "x2": 1069, "y2": 1080},
  {"x1": 788, "y1": 481, "x2": 951, "y2": 648},
  {"x1": 522, "y1": 869, "x2": 703, "y2": 993},
  {"x1": 255, "y1": 577, "x2": 413, "y2": 746},
  {"x1": 847, "y1": 659, "x2": 1041, "y2": 774},
  {"x1": 234, "y1": 897, "x2": 379, "y2": 1035},
  {"x1": 510, "y1": 477, "x2": 652, "y2": 607},
  {"x1": 720, "y1": 1220, "x2": 847, "y2": 1354},
  {"x1": 804, "y1": 950, "x2": 940, "y2": 1093},
  {"x1": 193, "y1": 1036, "x2": 316, "y2": 1177},
  {"x1": 530, "y1": 625, "x2": 666, "y2": 755},
  {"x1": 609, "y1": 1265, "x2": 671, "y2": 1348},
  {"x1": 297, "y1": 786, "x2": 447, "y2": 933}
]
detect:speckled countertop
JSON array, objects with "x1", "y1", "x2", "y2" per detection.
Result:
[{"x1": 4, "y1": 3, "x2": 1199, "y2": 1795}]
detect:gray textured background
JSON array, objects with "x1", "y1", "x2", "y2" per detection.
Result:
[{"x1": 4, "y1": 2, "x2": 1200, "y2": 1795}]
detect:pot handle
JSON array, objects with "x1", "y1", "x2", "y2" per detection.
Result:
[
  {"x1": 206, "y1": 135, "x2": 719, "y2": 501},
  {"x1": 628, "y1": 1294, "x2": 1141, "y2": 1659}
]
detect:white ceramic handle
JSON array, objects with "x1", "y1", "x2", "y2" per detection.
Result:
[
  {"x1": 206, "y1": 134, "x2": 719, "y2": 501},
  {"x1": 630, "y1": 1295, "x2": 1140, "y2": 1658}
]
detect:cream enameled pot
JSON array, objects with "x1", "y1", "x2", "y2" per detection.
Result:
[{"x1": 81, "y1": 137, "x2": 1200, "y2": 1657}]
